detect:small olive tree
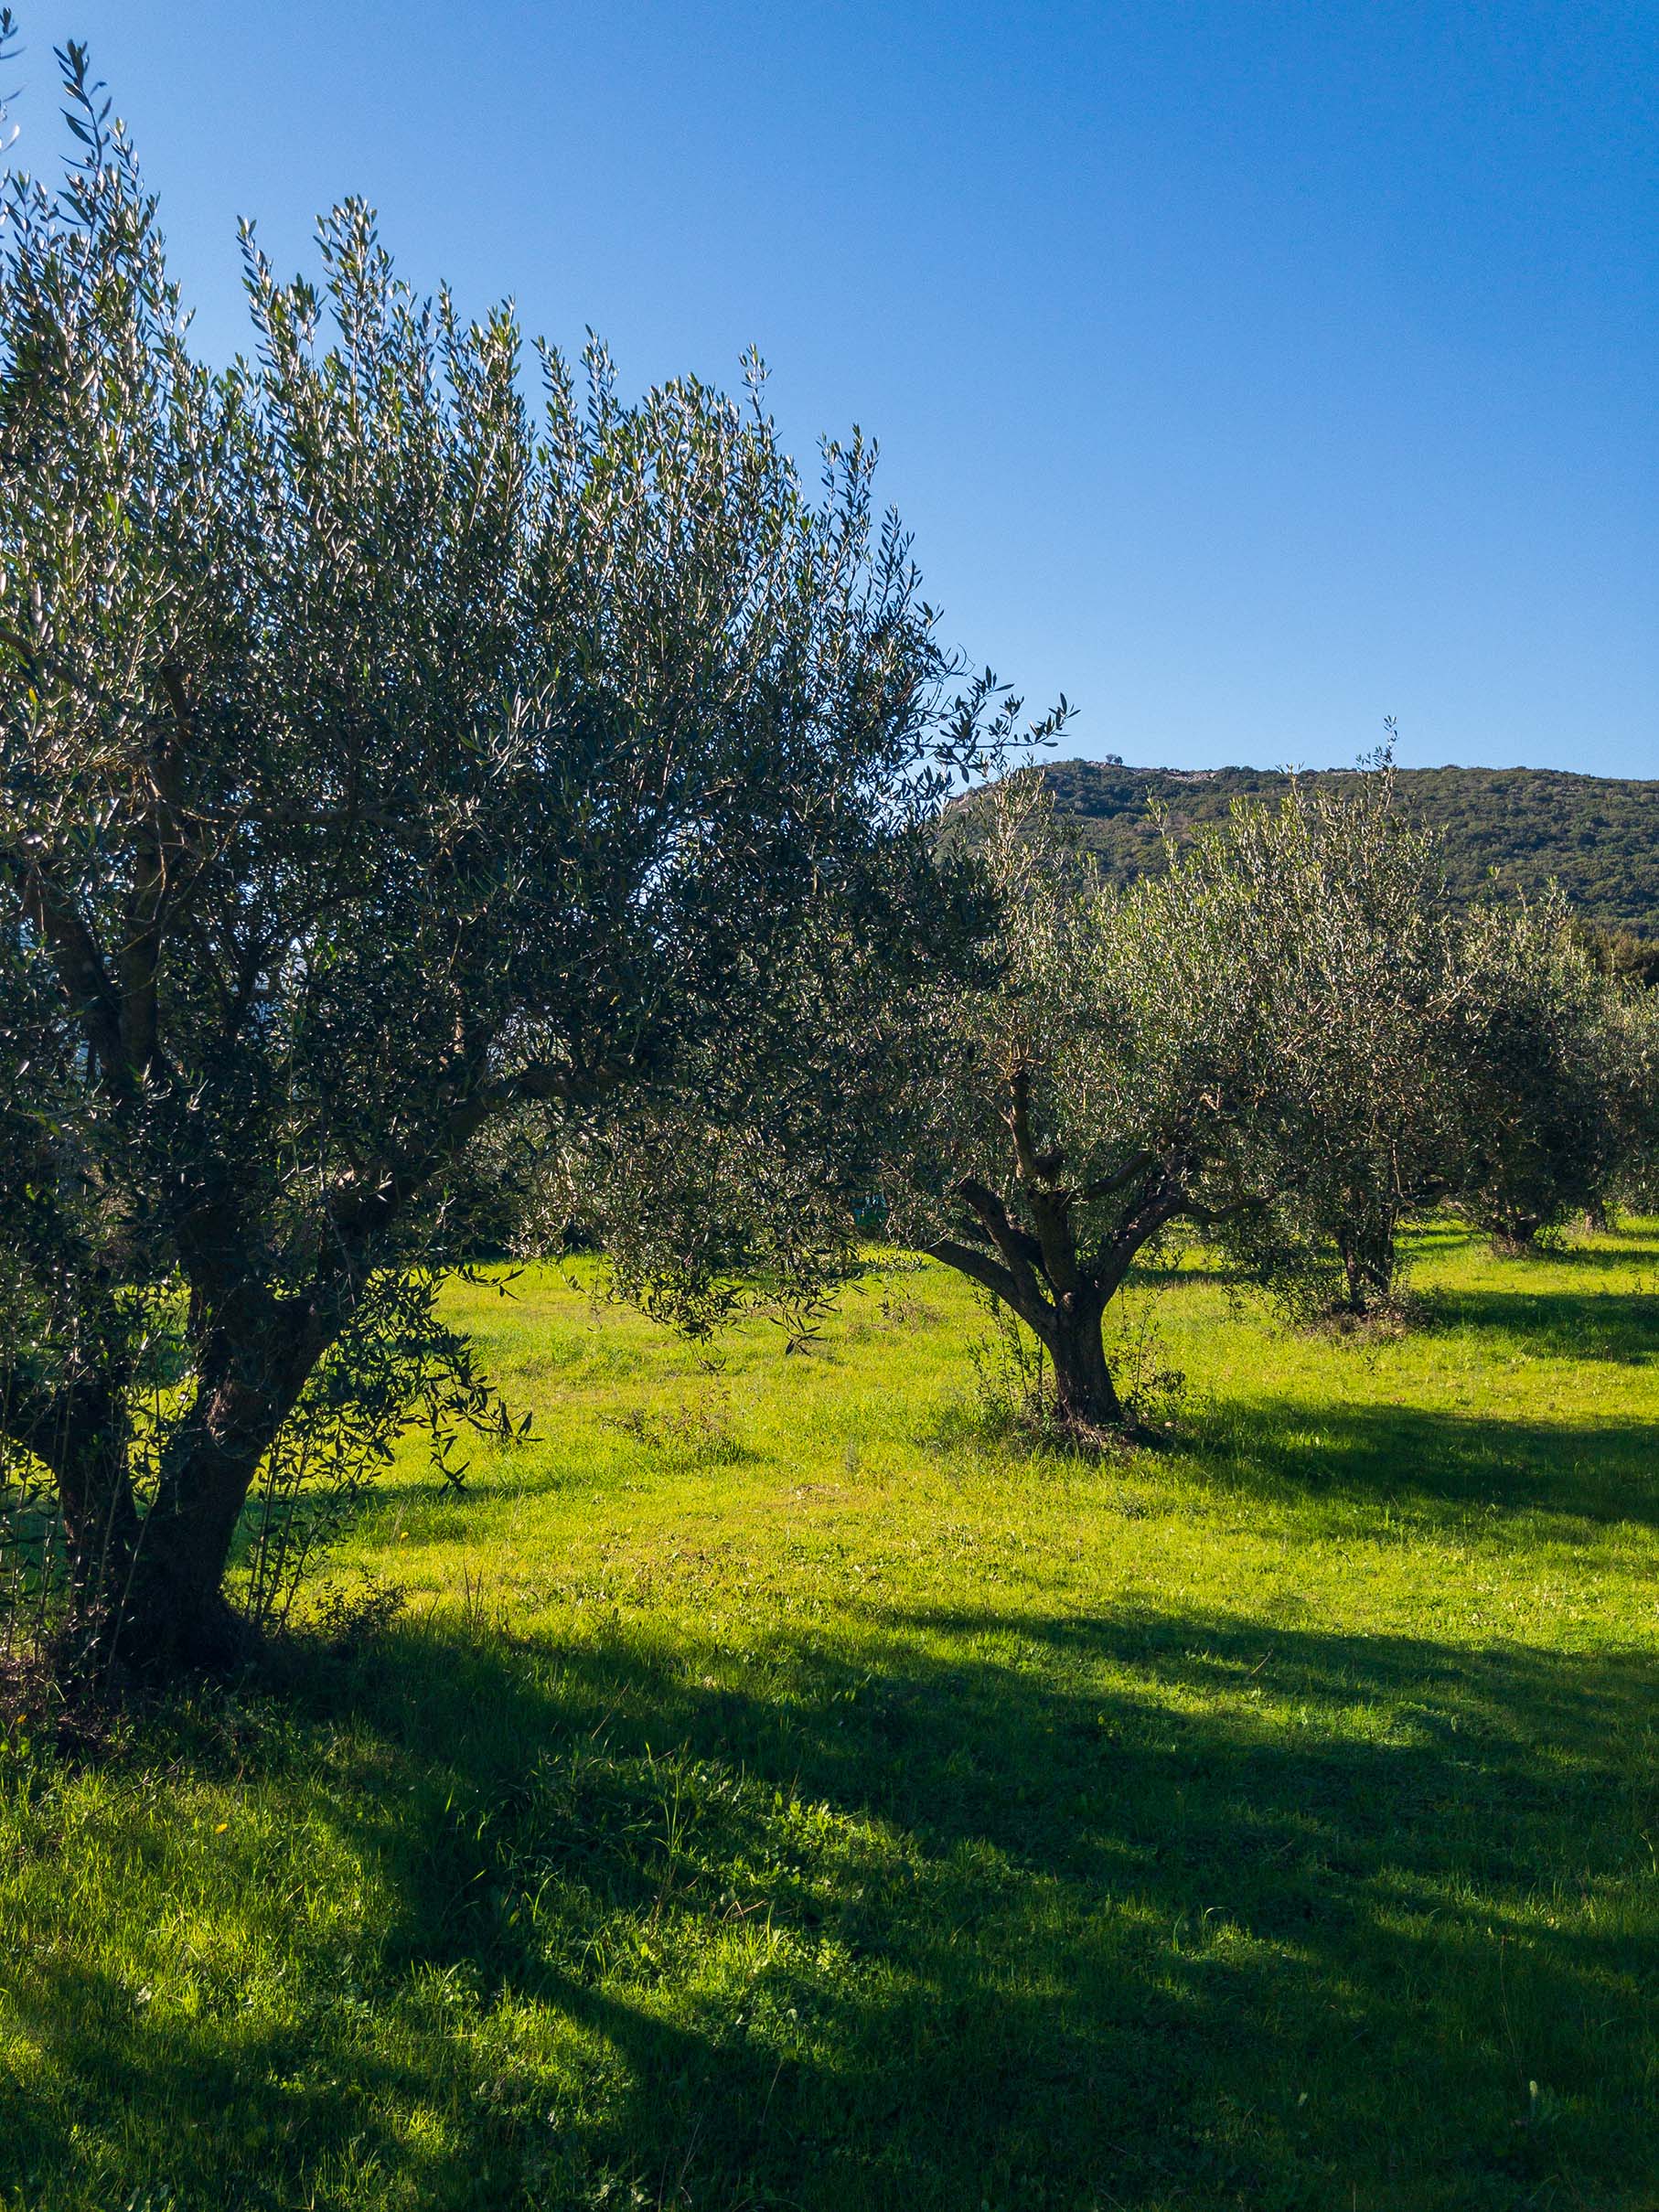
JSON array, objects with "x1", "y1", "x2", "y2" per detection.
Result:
[{"x1": 0, "y1": 32, "x2": 1011, "y2": 1680}]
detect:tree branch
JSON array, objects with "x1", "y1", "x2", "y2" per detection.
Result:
[
  {"x1": 1176, "y1": 1191, "x2": 1268, "y2": 1230},
  {"x1": 920, "y1": 1237, "x2": 1034, "y2": 1318},
  {"x1": 998, "y1": 1063, "x2": 1086, "y2": 1296},
  {"x1": 1005, "y1": 1060, "x2": 1047, "y2": 1186},
  {"x1": 118, "y1": 662, "x2": 192, "y2": 1077},
  {"x1": 1086, "y1": 1177, "x2": 1187, "y2": 1304},
  {"x1": 952, "y1": 1173, "x2": 1054, "y2": 1318},
  {"x1": 8, "y1": 851, "x2": 130, "y2": 1097},
  {"x1": 1076, "y1": 1151, "x2": 1156, "y2": 1205},
  {"x1": 955, "y1": 1176, "x2": 1044, "y2": 1269}
]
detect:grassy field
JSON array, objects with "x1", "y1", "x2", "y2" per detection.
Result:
[{"x1": 2, "y1": 1224, "x2": 1657, "y2": 2211}]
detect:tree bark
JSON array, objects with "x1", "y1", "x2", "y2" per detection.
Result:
[
  {"x1": 50, "y1": 1378, "x2": 144, "y2": 1668},
  {"x1": 1335, "y1": 1213, "x2": 1397, "y2": 1314},
  {"x1": 1043, "y1": 1288, "x2": 1124, "y2": 1429},
  {"x1": 114, "y1": 1300, "x2": 323, "y2": 1675},
  {"x1": 35, "y1": 1285, "x2": 331, "y2": 1683}
]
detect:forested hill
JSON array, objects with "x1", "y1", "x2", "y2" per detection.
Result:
[{"x1": 1027, "y1": 760, "x2": 1659, "y2": 937}]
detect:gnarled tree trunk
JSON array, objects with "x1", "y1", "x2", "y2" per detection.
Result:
[
  {"x1": 28, "y1": 1286, "x2": 332, "y2": 1685},
  {"x1": 119, "y1": 1296, "x2": 324, "y2": 1674},
  {"x1": 1039, "y1": 1287, "x2": 1124, "y2": 1431}
]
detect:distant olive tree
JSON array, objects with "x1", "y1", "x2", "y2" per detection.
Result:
[
  {"x1": 1605, "y1": 990, "x2": 1659, "y2": 1217},
  {"x1": 0, "y1": 31, "x2": 1022, "y2": 1682},
  {"x1": 1228, "y1": 765, "x2": 1464, "y2": 1318},
  {"x1": 1447, "y1": 895, "x2": 1636, "y2": 1251},
  {"x1": 872, "y1": 778, "x2": 1359, "y2": 1432}
]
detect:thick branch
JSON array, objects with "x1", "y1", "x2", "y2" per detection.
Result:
[
  {"x1": 952, "y1": 1174, "x2": 1054, "y2": 1320},
  {"x1": 996, "y1": 1063, "x2": 1089, "y2": 1297},
  {"x1": 1176, "y1": 1191, "x2": 1268, "y2": 1231},
  {"x1": 1087, "y1": 1178, "x2": 1187, "y2": 1305},
  {"x1": 955, "y1": 1176, "x2": 1044, "y2": 1271},
  {"x1": 1005, "y1": 1061, "x2": 1048, "y2": 1186},
  {"x1": 11, "y1": 855, "x2": 129, "y2": 1096},
  {"x1": 1076, "y1": 1151, "x2": 1156, "y2": 1206},
  {"x1": 921, "y1": 1237, "x2": 1054, "y2": 1331}
]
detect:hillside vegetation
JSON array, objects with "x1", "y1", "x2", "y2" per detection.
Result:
[
  {"x1": 4, "y1": 1227, "x2": 1657, "y2": 2211},
  {"x1": 1026, "y1": 760, "x2": 1659, "y2": 938}
]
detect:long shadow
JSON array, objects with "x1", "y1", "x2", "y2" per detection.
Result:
[
  {"x1": 354, "y1": 1614, "x2": 1659, "y2": 2208},
  {"x1": 1479, "y1": 1235, "x2": 1659, "y2": 1273},
  {"x1": 1419, "y1": 1277, "x2": 1659, "y2": 1362},
  {"x1": 9, "y1": 1602, "x2": 1656, "y2": 2210},
  {"x1": 1194, "y1": 1394, "x2": 1659, "y2": 1534}
]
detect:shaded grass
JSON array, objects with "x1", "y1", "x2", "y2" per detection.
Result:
[{"x1": 2, "y1": 1225, "x2": 1658, "y2": 2209}]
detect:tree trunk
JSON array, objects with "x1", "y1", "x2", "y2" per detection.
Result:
[
  {"x1": 49, "y1": 1379, "x2": 145, "y2": 1681},
  {"x1": 118, "y1": 1453, "x2": 266, "y2": 1675},
  {"x1": 926, "y1": 1147, "x2": 1181, "y2": 1442},
  {"x1": 1335, "y1": 1214, "x2": 1397, "y2": 1315},
  {"x1": 1044, "y1": 1289, "x2": 1125, "y2": 1431},
  {"x1": 120, "y1": 1314, "x2": 320, "y2": 1675},
  {"x1": 49, "y1": 1304, "x2": 323, "y2": 1685},
  {"x1": 52, "y1": 1415, "x2": 265, "y2": 1684}
]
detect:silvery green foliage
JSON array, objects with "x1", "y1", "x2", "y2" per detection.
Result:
[
  {"x1": 538, "y1": 937, "x2": 894, "y2": 1339},
  {"x1": 1223, "y1": 774, "x2": 1653, "y2": 1287},
  {"x1": 1214, "y1": 764, "x2": 1465, "y2": 1316},
  {"x1": 879, "y1": 775, "x2": 1350, "y2": 1428},
  {"x1": 1448, "y1": 893, "x2": 1634, "y2": 1249},
  {"x1": 1606, "y1": 988, "x2": 1659, "y2": 1213},
  {"x1": 0, "y1": 28, "x2": 1014, "y2": 1673}
]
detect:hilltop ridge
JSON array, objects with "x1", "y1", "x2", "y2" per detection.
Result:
[{"x1": 1026, "y1": 758, "x2": 1659, "y2": 938}]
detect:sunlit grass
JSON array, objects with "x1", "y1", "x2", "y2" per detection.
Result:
[{"x1": 2, "y1": 1223, "x2": 1657, "y2": 2209}]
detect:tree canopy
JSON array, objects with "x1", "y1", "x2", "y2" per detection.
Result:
[{"x1": 0, "y1": 29, "x2": 1025, "y2": 1681}]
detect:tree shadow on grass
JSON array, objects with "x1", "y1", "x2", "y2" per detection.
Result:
[
  {"x1": 1195, "y1": 1394, "x2": 1659, "y2": 1537},
  {"x1": 1418, "y1": 1277, "x2": 1659, "y2": 1363},
  {"x1": 6, "y1": 1596, "x2": 1657, "y2": 2212},
  {"x1": 1471, "y1": 1234, "x2": 1659, "y2": 1274}
]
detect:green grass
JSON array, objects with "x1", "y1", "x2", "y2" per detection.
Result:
[{"x1": 3, "y1": 1224, "x2": 1658, "y2": 2210}]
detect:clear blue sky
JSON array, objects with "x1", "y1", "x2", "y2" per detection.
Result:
[{"x1": 7, "y1": 2, "x2": 1656, "y2": 775}]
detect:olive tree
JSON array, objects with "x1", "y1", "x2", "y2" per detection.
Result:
[
  {"x1": 1605, "y1": 988, "x2": 1659, "y2": 1217},
  {"x1": 1231, "y1": 765, "x2": 1463, "y2": 1316},
  {"x1": 875, "y1": 778, "x2": 1349, "y2": 1432},
  {"x1": 1448, "y1": 895, "x2": 1634, "y2": 1250},
  {"x1": 0, "y1": 33, "x2": 1012, "y2": 1679}
]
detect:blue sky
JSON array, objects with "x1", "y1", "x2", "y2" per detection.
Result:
[{"x1": 6, "y1": 3, "x2": 1655, "y2": 775}]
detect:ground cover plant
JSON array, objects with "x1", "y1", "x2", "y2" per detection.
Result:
[{"x1": 2, "y1": 1221, "x2": 1656, "y2": 2211}]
